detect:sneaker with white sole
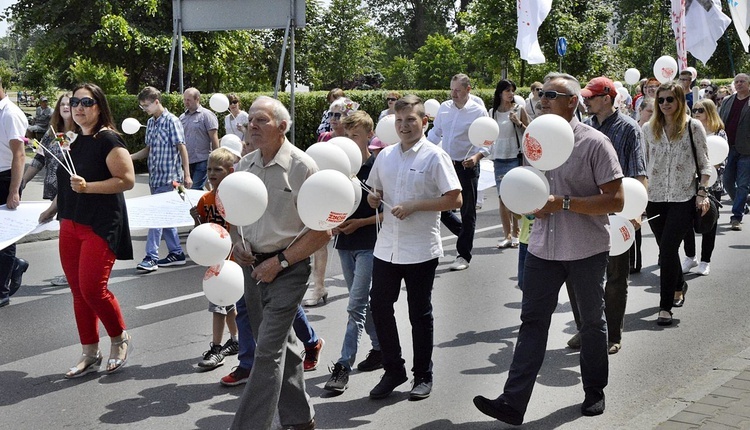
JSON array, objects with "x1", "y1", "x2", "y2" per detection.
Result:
[
  {"x1": 696, "y1": 261, "x2": 710, "y2": 276},
  {"x1": 221, "y1": 338, "x2": 239, "y2": 356},
  {"x1": 681, "y1": 256, "x2": 698, "y2": 274},
  {"x1": 198, "y1": 343, "x2": 225, "y2": 369},
  {"x1": 220, "y1": 366, "x2": 251, "y2": 386},
  {"x1": 157, "y1": 252, "x2": 186, "y2": 267},
  {"x1": 50, "y1": 275, "x2": 68, "y2": 286},
  {"x1": 136, "y1": 258, "x2": 158, "y2": 272},
  {"x1": 449, "y1": 256, "x2": 469, "y2": 271}
]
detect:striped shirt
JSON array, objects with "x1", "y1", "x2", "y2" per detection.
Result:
[
  {"x1": 587, "y1": 110, "x2": 646, "y2": 178},
  {"x1": 145, "y1": 109, "x2": 185, "y2": 189}
]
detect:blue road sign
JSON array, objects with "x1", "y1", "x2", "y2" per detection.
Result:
[{"x1": 556, "y1": 37, "x2": 567, "y2": 56}]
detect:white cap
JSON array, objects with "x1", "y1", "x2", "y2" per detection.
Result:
[{"x1": 220, "y1": 134, "x2": 243, "y2": 158}]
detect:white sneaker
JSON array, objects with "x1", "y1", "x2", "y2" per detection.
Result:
[
  {"x1": 696, "y1": 261, "x2": 710, "y2": 276},
  {"x1": 511, "y1": 236, "x2": 520, "y2": 248},
  {"x1": 497, "y1": 238, "x2": 512, "y2": 248},
  {"x1": 449, "y1": 256, "x2": 470, "y2": 271},
  {"x1": 681, "y1": 256, "x2": 698, "y2": 274}
]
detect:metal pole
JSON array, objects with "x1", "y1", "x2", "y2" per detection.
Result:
[
  {"x1": 178, "y1": 20, "x2": 184, "y2": 94},
  {"x1": 275, "y1": 20, "x2": 291, "y2": 99},
  {"x1": 290, "y1": 0, "x2": 296, "y2": 145},
  {"x1": 167, "y1": 0, "x2": 180, "y2": 93}
]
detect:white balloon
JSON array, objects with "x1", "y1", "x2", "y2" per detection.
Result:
[
  {"x1": 609, "y1": 215, "x2": 636, "y2": 256},
  {"x1": 513, "y1": 95, "x2": 526, "y2": 109},
  {"x1": 468, "y1": 117, "x2": 500, "y2": 148},
  {"x1": 653, "y1": 56, "x2": 678, "y2": 84},
  {"x1": 617, "y1": 87, "x2": 630, "y2": 98},
  {"x1": 306, "y1": 142, "x2": 351, "y2": 176},
  {"x1": 186, "y1": 223, "x2": 232, "y2": 266},
  {"x1": 614, "y1": 81, "x2": 624, "y2": 89},
  {"x1": 686, "y1": 66, "x2": 697, "y2": 81},
  {"x1": 349, "y1": 176, "x2": 363, "y2": 217},
  {"x1": 375, "y1": 114, "x2": 399, "y2": 145},
  {"x1": 216, "y1": 171, "x2": 268, "y2": 226},
  {"x1": 122, "y1": 117, "x2": 142, "y2": 135},
  {"x1": 499, "y1": 166, "x2": 550, "y2": 215},
  {"x1": 328, "y1": 136, "x2": 363, "y2": 177},
  {"x1": 707, "y1": 166, "x2": 718, "y2": 187},
  {"x1": 624, "y1": 68, "x2": 641, "y2": 85},
  {"x1": 616, "y1": 177, "x2": 648, "y2": 220},
  {"x1": 424, "y1": 99, "x2": 440, "y2": 118},
  {"x1": 220, "y1": 134, "x2": 243, "y2": 158},
  {"x1": 522, "y1": 114, "x2": 574, "y2": 171},
  {"x1": 203, "y1": 260, "x2": 244, "y2": 306},
  {"x1": 706, "y1": 135, "x2": 729, "y2": 165},
  {"x1": 298, "y1": 170, "x2": 355, "y2": 230},
  {"x1": 209, "y1": 93, "x2": 230, "y2": 112}
]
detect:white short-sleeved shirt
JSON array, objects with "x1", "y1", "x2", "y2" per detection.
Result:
[
  {"x1": 0, "y1": 96, "x2": 29, "y2": 171},
  {"x1": 366, "y1": 137, "x2": 461, "y2": 264},
  {"x1": 426, "y1": 98, "x2": 489, "y2": 160}
]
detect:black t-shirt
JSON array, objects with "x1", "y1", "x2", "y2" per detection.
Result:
[
  {"x1": 333, "y1": 155, "x2": 380, "y2": 251},
  {"x1": 57, "y1": 130, "x2": 133, "y2": 260}
]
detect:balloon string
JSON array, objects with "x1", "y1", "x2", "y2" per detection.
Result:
[
  {"x1": 62, "y1": 148, "x2": 77, "y2": 176},
  {"x1": 644, "y1": 214, "x2": 660, "y2": 222},
  {"x1": 36, "y1": 143, "x2": 72, "y2": 176},
  {"x1": 239, "y1": 228, "x2": 248, "y2": 252},
  {"x1": 359, "y1": 179, "x2": 393, "y2": 209},
  {"x1": 463, "y1": 146, "x2": 473, "y2": 161}
]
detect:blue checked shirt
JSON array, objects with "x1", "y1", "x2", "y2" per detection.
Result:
[
  {"x1": 587, "y1": 110, "x2": 647, "y2": 178},
  {"x1": 145, "y1": 109, "x2": 186, "y2": 189}
]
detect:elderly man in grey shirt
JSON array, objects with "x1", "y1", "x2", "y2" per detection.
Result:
[
  {"x1": 179, "y1": 87, "x2": 219, "y2": 189},
  {"x1": 474, "y1": 73, "x2": 624, "y2": 425}
]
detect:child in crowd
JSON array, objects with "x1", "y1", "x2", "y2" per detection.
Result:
[{"x1": 190, "y1": 148, "x2": 240, "y2": 369}]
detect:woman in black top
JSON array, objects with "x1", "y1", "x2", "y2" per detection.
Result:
[{"x1": 40, "y1": 83, "x2": 135, "y2": 378}]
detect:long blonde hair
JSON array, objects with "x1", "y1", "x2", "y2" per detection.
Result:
[
  {"x1": 649, "y1": 82, "x2": 688, "y2": 140},
  {"x1": 693, "y1": 99, "x2": 724, "y2": 134}
]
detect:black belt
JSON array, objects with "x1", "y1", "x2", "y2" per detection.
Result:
[{"x1": 254, "y1": 251, "x2": 283, "y2": 264}]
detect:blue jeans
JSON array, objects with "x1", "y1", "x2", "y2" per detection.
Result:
[
  {"x1": 500, "y1": 252, "x2": 608, "y2": 416},
  {"x1": 336, "y1": 249, "x2": 380, "y2": 370},
  {"x1": 0, "y1": 171, "x2": 18, "y2": 299},
  {"x1": 292, "y1": 305, "x2": 319, "y2": 349},
  {"x1": 723, "y1": 147, "x2": 750, "y2": 222},
  {"x1": 189, "y1": 160, "x2": 208, "y2": 190},
  {"x1": 441, "y1": 163, "x2": 479, "y2": 262},
  {"x1": 235, "y1": 295, "x2": 256, "y2": 370},
  {"x1": 145, "y1": 184, "x2": 183, "y2": 260}
]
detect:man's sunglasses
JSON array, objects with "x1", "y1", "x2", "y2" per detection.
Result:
[
  {"x1": 539, "y1": 90, "x2": 573, "y2": 100},
  {"x1": 657, "y1": 96, "x2": 676, "y2": 104},
  {"x1": 70, "y1": 97, "x2": 98, "y2": 108}
]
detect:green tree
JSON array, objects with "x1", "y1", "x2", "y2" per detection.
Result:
[
  {"x1": 413, "y1": 34, "x2": 466, "y2": 89},
  {"x1": 367, "y1": 0, "x2": 455, "y2": 57},
  {"x1": 382, "y1": 56, "x2": 417, "y2": 89}
]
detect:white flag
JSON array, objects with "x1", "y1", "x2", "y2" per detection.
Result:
[
  {"x1": 516, "y1": 0, "x2": 553, "y2": 64},
  {"x1": 728, "y1": 0, "x2": 750, "y2": 52},
  {"x1": 672, "y1": 0, "x2": 732, "y2": 65}
]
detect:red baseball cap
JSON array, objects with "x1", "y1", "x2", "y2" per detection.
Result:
[{"x1": 581, "y1": 77, "x2": 615, "y2": 98}]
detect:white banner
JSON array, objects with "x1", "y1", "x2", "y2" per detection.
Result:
[
  {"x1": 516, "y1": 0, "x2": 553, "y2": 64},
  {"x1": 729, "y1": 0, "x2": 750, "y2": 52},
  {"x1": 672, "y1": 0, "x2": 732, "y2": 66}
]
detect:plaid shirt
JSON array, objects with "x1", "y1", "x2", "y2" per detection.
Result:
[
  {"x1": 145, "y1": 109, "x2": 186, "y2": 189},
  {"x1": 587, "y1": 110, "x2": 647, "y2": 178}
]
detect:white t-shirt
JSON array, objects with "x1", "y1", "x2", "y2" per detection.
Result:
[
  {"x1": 0, "y1": 96, "x2": 29, "y2": 171},
  {"x1": 224, "y1": 110, "x2": 248, "y2": 140},
  {"x1": 489, "y1": 107, "x2": 523, "y2": 160}
]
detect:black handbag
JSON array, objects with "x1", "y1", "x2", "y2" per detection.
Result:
[{"x1": 687, "y1": 121, "x2": 721, "y2": 234}]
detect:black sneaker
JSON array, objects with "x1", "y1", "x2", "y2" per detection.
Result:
[
  {"x1": 356, "y1": 349, "x2": 383, "y2": 372},
  {"x1": 9, "y1": 258, "x2": 28, "y2": 297},
  {"x1": 157, "y1": 252, "x2": 186, "y2": 267},
  {"x1": 473, "y1": 395, "x2": 524, "y2": 425},
  {"x1": 324, "y1": 363, "x2": 349, "y2": 393},
  {"x1": 581, "y1": 392, "x2": 606, "y2": 416},
  {"x1": 221, "y1": 338, "x2": 239, "y2": 356},
  {"x1": 198, "y1": 343, "x2": 225, "y2": 369},
  {"x1": 369, "y1": 372, "x2": 408, "y2": 399}
]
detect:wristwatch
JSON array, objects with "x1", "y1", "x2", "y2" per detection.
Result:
[
  {"x1": 277, "y1": 252, "x2": 289, "y2": 269},
  {"x1": 562, "y1": 195, "x2": 571, "y2": 211}
]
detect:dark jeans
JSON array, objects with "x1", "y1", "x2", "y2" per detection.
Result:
[
  {"x1": 723, "y1": 147, "x2": 750, "y2": 222},
  {"x1": 647, "y1": 200, "x2": 694, "y2": 311},
  {"x1": 683, "y1": 221, "x2": 718, "y2": 263},
  {"x1": 0, "y1": 170, "x2": 19, "y2": 299},
  {"x1": 189, "y1": 160, "x2": 208, "y2": 190},
  {"x1": 568, "y1": 251, "x2": 628, "y2": 344},
  {"x1": 234, "y1": 295, "x2": 256, "y2": 370},
  {"x1": 370, "y1": 257, "x2": 439, "y2": 380},
  {"x1": 501, "y1": 252, "x2": 609, "y2": 415},
  {"x1": 441, "y1": 162, "x2": 478, "y2": 262}
]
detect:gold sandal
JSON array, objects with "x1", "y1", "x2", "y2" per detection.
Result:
[
  {"x1": 64, "y1": 351, "x2": 102, "y2": 379},
  {"x1": 106, "y1": 331, "x2": 132, "y2": 374}
]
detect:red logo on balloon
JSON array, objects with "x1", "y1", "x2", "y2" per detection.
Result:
[
  {"x1": 619, "y1": 225, "x2": 631, "y2": 241},
  {"x1": 210, "y1": 223, "x2": 229, "y2": 238},
  {"x1": 326, "y1": 211, "x2": 347, "y2": 224},
  {"x1": 661, "y1": 68, "x2": 674, "y2": 79},
  {"x1": 524, "y1": 134, "x2": 542, "y2": 161},
  {"x1": 204, "y1": 264, "x2": 221, "y2": 280},
  {"x1": 482, "y1": 139, "x2": 493, "y2": 147}
]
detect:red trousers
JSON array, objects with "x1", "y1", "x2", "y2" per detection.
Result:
[{"x1": 59, "y1": 220, "x2": 126, "y2": 345}]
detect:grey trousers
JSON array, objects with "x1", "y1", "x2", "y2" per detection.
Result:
[{"x1": 230, "y1": 258, "x2": 314, "y2": 430}]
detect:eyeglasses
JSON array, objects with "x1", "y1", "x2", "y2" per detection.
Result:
[
  {"x1": 331, "y1": 112, "x2": 342, "y2": 119},
  {"x1": 540, "y1": 90, "x2": 573, "y2": 100},
  {"x1": 138, "y1": 102, "x2": 152, "y2": 111},
  {"x1": 692, "y1": 108, "x2": 705, "y2": 114},
  {"x1": 583, "y1": 94, "x2": 607, "y2": 101},
  {"x1": 386, "y1": 97, "x2": 397, "y2": 102},
  {"x1": 70, "y1": 97, "x2": 98, "y2": 108},
  {"x1": 230, "y1": 100, "x2": 239, "y2": 105},
  {"x1": 657, "y1": 96, "x2": 676, "y2": 104}
]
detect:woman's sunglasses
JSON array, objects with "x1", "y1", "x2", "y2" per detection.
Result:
[
  {"x1": 657, "y1": 96, "x2": 676, "y2": 104},
  {"x1": 692, "y1": 108, "x2": 705, "y2": 114},
  {"x1": 70, "y1": 97, "x2": 98, "y2": 108}
]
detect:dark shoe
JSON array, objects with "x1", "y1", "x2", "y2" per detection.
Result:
[
  {"x1": 608, "y1": 342, "x2": 621, "y2": 354},
  {"x1": 220, "y1": 338, "x2": 239, "y2": 356},
  {"x1": 356, "y1": 349, "x2": 383, "y2": 372},
  {"x1": 673, "y1": 283, "x2": 688, "y2": 308},
  {"x1": 657, "y1": 309, "x2": 673, "y2": 326},
  {"x1": 281, "y1": 418, "x2": 315, "y2": 430},
  {"x1": 409, "y1": 377, "x2": 432, "y2": 401},
  {"x1": 303, "y1": 338, "x2": 324, "y2": 371},
  {"x1": 472, "y1": 395, "x2": 524, "y2": 425},
  {"x1": 324, "y1": 363, "x2": 349, "y2": 393},
  {"x1": 198, "y1": 342, "x2": 225, "y2": 369},
  {"x1": 136, "y1": 257, "x2": 158, "y2": 272},
  {"x1": 8, "y1": 258, "x2": 28, "y2": 296},
  {"x1": 567, "y1": 332, "x2": 581, "y2": 349},
  {"x1": 731, "y1": 219, "x2": 742, "y2": 230},
  {"x1": 220, "y1": 366, "x2": 251, "y2": 386},
  {"x1": 157, "y1": 252, "x2": 186, "y2": 267},
  {"x1": 0, "y1": 297, "x2": 9, "y2": 308},
  {"x1": 581, "y1": 393, "x2": 605, "y2": 416},
  {"x1": 369, "y1": 372, "x2": 408, "y2": 399}
]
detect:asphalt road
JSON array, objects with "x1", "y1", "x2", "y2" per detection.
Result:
[{"x1": 1, "y1": 188, "x2": 749, "y2": 430}]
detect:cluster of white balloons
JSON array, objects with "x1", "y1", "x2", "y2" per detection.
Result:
[{"x1": 122, "y1": 93, "x2": 233, "y2": 136}]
